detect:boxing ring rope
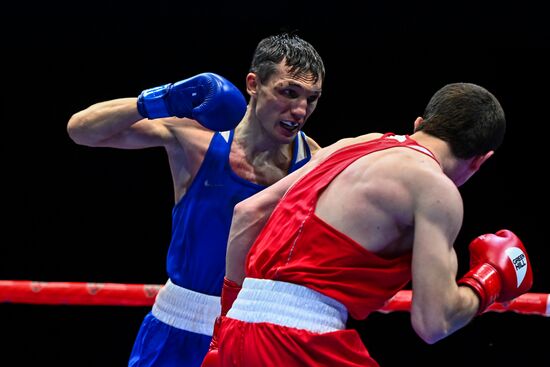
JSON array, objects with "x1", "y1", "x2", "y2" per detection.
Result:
[{"x1": 1, "y1": 280, "x2": 548, "y2": 316}]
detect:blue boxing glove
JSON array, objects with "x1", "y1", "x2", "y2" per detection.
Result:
[{"x1": 137, "y1": 73, "x2": 247, "y2": 131}]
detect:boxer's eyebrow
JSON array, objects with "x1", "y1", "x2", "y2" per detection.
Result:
[{"x1": 281, "y1": 81, "x2": 322, "y2": 95}]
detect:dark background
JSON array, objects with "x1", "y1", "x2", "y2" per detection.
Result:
[{"x1": 2, "y1": 1, "x2": 549, "y2": 366}]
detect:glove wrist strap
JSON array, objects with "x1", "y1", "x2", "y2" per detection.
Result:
[
  {"x1": 458, "y1": 263, "x2": 501, "y2": 314},
  {"x1": 221, "y1": 277, "x2": 242, "y2": 316},
  {"x1": 137, "y1": 83, "x2": 172, "y2": 118}
]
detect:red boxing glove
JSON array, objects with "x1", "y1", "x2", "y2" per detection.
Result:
[
  {"x1": 201, "y1": 277, "x2": 242, "y2": 367},
  {"x1": 220, "y1": 277, "x2": 242, "y2": 316},
  {"x1": 458, "y1": 229, "x2": 533, "y2": 314},
  {"x1": 201, "y1": 318, "x2": 222, "y2": 367}
]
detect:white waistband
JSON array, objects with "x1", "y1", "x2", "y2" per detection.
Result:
[
  {"x1": 152, "y1": 279, "x2": 221, "y2": 336},
  {"x1": 227, "y1": 278, "x2": 348, "y2": 333}
]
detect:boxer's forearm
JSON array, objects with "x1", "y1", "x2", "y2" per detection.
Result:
[{"x1": 225, "y1": 199, "x2": 274, "y2": 284}]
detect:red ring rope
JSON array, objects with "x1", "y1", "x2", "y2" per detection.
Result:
[
  {"x1": 1, "y1": 280, "x2": 548, "y2": 316},
  {"x1": 0, "y1": 280, "x2": 161, "y2": 306}
]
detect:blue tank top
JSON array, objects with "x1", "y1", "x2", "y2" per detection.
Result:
[{"x1": 166, "y1": 130, "x2": 312, "y2": 296}]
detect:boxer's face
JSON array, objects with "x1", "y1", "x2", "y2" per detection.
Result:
[{"x1": 248, "y1": 62, "x2": 322, "y2": 143}]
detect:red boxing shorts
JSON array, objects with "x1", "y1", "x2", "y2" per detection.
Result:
[{"x1": 219, "y1": 278, "x2": 380, "y2": 367}]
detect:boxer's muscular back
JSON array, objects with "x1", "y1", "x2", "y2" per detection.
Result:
[{"x1": 315, "y1": 136, "x2": 447, "y2": 259}]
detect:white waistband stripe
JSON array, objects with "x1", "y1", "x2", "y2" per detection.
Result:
[
  {"x1": 227, "y1": 278, "x2": 348, "y2": 333},
  {"x1": 152, "y1": 279, "x2": 221, "y2": 336}
]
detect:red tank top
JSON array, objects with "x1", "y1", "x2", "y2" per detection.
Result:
[{"x1": 246, "y1": 133, "x2": 439, "y2": 319}]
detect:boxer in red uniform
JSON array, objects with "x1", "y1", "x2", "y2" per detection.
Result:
[{"x1": 201, "y1": 82, "x2": 533, "y2": 366}]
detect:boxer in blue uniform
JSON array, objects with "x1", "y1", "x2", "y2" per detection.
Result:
[{"x1": 67, "y1": 32, "x2": 325, "y2": 367}]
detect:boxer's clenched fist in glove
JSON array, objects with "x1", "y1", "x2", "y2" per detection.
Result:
[
  {"x1": 458, "y1": 229, "x2": 533, "y2": 313},
  {"x1": 137, "y1": 72, "x2": 247, "y2": 131}
]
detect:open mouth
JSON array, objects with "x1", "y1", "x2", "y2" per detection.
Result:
[{"x1": 279, "y1": 120, "x2": 300, "y2": 132}]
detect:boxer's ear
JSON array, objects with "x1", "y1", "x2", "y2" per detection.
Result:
[
  {"x1": 413, "y1": 117, "x2": 423, "y2": 131},
  {"x1": 470, "y1": 150, "x2": 494, "y2": 172},
  {"x1": 246, "y1": 73, "x2": 258, "y2": 97}
]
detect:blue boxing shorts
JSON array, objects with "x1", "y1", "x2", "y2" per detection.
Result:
[{"x1": 129, "y1": 279, "x2": 221, "y2": 367}]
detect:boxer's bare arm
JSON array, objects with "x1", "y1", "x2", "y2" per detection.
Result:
[
  {"x1": 67, "y1": 95, "x2": 227, "y2": 202},
  {"x1": 409, "y1": 168, "x2": 478, "y2": 344},
  {"x1": 67, "y1": 98, "x2": 174, "y2": 148},
  {"x1": 225, "y1": 164, "x2": 309, "y2": 284},
  {"x1": 68, "y1": 72, "x2": 245, "y2": 151}
]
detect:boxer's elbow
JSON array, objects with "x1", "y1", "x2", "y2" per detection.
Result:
[
  {"x1": 233, "y1": 200, "x2": 256, "y2": 222},
  {"x1": 231, "y1": 200, "x2": 263, "y2": 236},
  {"x1": 67, "y1": 112, "x2": 97, "y2": 146},
  {"x1": 411, "y1": 308, "x2": 452, "y2": 344},
  {"x1": 233, "y1": 195, "x2": 269, "y2": 224}
]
